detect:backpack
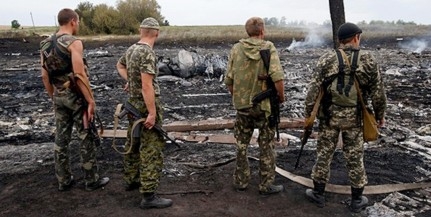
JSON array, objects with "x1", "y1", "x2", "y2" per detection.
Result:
[
  {"x1": 41, "y1": 34, "x2": 73, "y2": 81},
  {"x1": 326, "y1": 49, "x2": 360, "y2": 107}
]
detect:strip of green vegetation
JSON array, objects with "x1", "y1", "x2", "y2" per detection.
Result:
[{"x1": 1, "y1": 24, "x2": 429, "y2": 44}]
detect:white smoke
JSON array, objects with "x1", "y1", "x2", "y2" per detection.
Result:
[
  {"x1": 399, "y1": 39, "x2": 428, "y2": 53},
  {"x1": 287, "y1": 28, "x2": 325, "y2": 51}
]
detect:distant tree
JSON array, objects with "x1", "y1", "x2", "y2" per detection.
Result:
[
  {"x1": 329, "y1": 0, "x2": 345, "y2": 48},
  {"x1": 263, "y1": 17, "x2": 279, "y2": 26},
  {"x1": 92, "y1": 4, "x2": 121, "y2": 34},
  {"x1": 357, "y1": 20, "x2": 368, "y2": 25},
  {"x1": 280, "y1": 16, "x2": 287, "y2": 26},
  {"x1": 369, "y1": 20, "x2": 385, "y2": 25},
  {"x1": 73, "y1": 0, "x2": 166, "y2": 35},
  {"x1": 396, "y1": 19, "x2": 416, "y2": 25},
  {"x1": 11, "y1": 20, "x2": 21, "y2": 29},
  {"x1": 323, "y1": 20, "x2": 332, "y2": 27},
  {"x1": 75, "y1": 1, "x2": 95, "y2": 34},
  {"x1": 116, "y1": 0, "x2": 164, "y2": 26}
]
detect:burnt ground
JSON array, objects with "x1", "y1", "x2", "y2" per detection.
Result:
[{"x1": 1, "y1": 36, "x2": 431, "y2": 217}]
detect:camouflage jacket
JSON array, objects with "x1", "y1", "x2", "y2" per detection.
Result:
[
  {"x1": 224, "y1": 38, "x2": 284, "y2": 115},
  {"x1": 305, "y1": 44, "x2": 387, "y2": 126},
  {"x1": 118, "y1": 43, "x2": 160, "y2": 111},
  {"x1": 39, "y1": 34, "x2": 78, "y2": 90}
]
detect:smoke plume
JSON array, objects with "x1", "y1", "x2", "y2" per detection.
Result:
[
  {"x1": 399, "y1": 39, "x2": 428, "y2": 53},
  {"x1": 287, "y1": 28, "x2": 325, "y2": 51}
]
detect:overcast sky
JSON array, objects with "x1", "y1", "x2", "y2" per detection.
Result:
[{"x1": 0, "y1": 0, "x2": 429, "y2": 26}]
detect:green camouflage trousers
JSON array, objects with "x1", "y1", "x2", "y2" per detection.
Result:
[
  {"x1": 233, "y1": 106, "x2": 276, "y2": 192},
  {"x1": 311, "y1": 123, "x2": 368, "y2": 188},
  {"x1": 53, "y1": 89, "x2": 99, "y2": 185},
  {"x1": 123, "y1": 98, "x2": 165, "y2": 193}
]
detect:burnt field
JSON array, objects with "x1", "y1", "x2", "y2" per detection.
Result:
[{"x1": 0, "y1": 36, "x2": 431, "y2": 217}]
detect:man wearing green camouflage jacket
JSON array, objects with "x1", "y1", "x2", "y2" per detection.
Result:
[
  {"x1": 304, "y1": 22, "x2": 387, "y2": 212},
  {"x1": 116, "y1": 17, "x2": 172, "y2": 209},
  {"x1": 224, "y1": 17, "x2": 285, "y2": 195}
]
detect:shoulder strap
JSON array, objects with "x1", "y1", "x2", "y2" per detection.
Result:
[
  {"x1": 335, "y1": 49, "x2": 345, "y2": 95},
  {"x1": 351, "y1": 50, "x2": 360, "y2": 73},
  {"x1": 42, "y1": 34, "x2": 56, "y2": 59},
  {"x1": 53, "y1": 34, "x2": 72, "y2": 61},
  {"x1": 259, "y1": 49, "x2": 271, "y2": 75}
]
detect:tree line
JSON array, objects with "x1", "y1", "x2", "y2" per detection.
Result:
[
  {"x1": 263, "y1": 16, "x2": 419, "y2": 27},
  {"x1": 75, "y1": 0, "x2": 166, "y2": 35}
]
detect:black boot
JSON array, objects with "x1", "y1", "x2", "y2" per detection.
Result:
[
  {"x1": 140, "y1": 192, "x2": 173, "y2": 209},
  {"x1": 85, "y1": 177, "x2": 110, "y2": 191},
  {"x1": 305, "y1": 180, "x2": 326, "y2": 208},
  {"x1": 350, "y1": 187, "x2": 369, "y2": 213}
]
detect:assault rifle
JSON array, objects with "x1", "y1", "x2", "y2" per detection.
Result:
[
  {"x1": 117, "y1": 101, "x2": 181, "y2": 149},
  {"x1": 83, "y1": 111, "x2": 103, "y2": 148},
  {"x1": 294, "y1": 89, "x2": 323, "y2": 169},
  {"x1": 252, "y1": 49, "x2": 280, "y2": 141},
  {"x1": 68, "y1": 72, "x2": 103, "y2": 150}
]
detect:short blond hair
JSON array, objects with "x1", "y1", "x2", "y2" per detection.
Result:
[{"x1": 245, "y1": 17, "x2": 264, "y2": 37}]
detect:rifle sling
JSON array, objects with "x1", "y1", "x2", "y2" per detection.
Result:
[
  {"x1": 111, "y1": 103, "x2": 178, "y2": 155},
  {"x1": 111, "y1": 103, "x2": 147, "y2": 155},
  {"x1": 111, "y1": 103, "x2": 135, "y2": 155}
]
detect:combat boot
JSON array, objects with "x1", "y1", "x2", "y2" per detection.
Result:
[
  {"x1": 305, "y1": 180, "x2": 326, "y2": 208},
  {"x1": 85, "y1": 177, "x2": 110, "y2": 191},
  {"x1": 58, "y1": 176, "x2": 75, "y2": 192},
  {"x1": 259, "y1": 184, "x2": 284, "y2": 195},
  {"x1": 140, "y1": 193, "x2": 173, "y2": 209},
  {"x1": 350, "y1": 187, "x2": 368, "y2": 213}
]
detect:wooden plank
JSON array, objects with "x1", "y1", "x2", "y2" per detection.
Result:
[{"x1": 100, "y1": 117, "x2": 304, "y2": 138}]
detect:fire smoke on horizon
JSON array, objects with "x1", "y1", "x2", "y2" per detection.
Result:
[{"x1": 399, "y1": 39, "x2": 429, "y2": 53}]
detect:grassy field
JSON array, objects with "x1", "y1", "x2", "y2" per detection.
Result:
[{"x1": 1, "y1": 24, "x2": 430, "y2": 44}]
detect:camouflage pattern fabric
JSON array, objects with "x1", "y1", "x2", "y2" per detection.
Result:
[
  {"x1": 233, "y1": 106, "x2": 276, "y2": 192},
  {"x1": 224, "y1": 38, "x2": 284, "y2": 116},
  {"x1": 53, "y1": 89, "x2": 100, "y2": 185},
  {"x1": 311, "y1": 124, "x2": 367, "y2": 188},
  {"x1": 304, "y1": 44, "x2": 387, "y2": 188},
  {"x1": 118, "y1": 43, "x2": 160, "y2": 100},
  {"x1": 123, "y1": 99, "x2": 165, "y2": 193},
  {"x1": 118, "y1": 43, "x2": 165, "y2": 193},
  {"x1": 225, "y1": 37, "x2": 283, "y2": 192}
]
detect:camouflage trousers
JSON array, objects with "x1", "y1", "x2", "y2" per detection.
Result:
[
  {"x1": 311, "y1": 123, "x2": 368, "y2": 188},
  {"x1": 233, "y1": 106, "x2": 276, "y2": 192},
  {"x1": 123, "y1": 98, "x2": 165, "y2": 193},
  {"x1": 53, "y1": 89, "x2": 99, "y2": 185}
]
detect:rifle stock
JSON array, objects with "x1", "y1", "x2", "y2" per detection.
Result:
[
  {"x1": 68, "y1": 73, "x2": 103, "y2": 149},
  {"x1": 118, "y1": 101, "x2": 181, "y2": 149},
  {"x1": 294, "y1": 89, "x2": 324, "y2": 169}
]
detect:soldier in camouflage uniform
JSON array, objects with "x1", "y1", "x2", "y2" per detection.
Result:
[
  {"x1": 40, "y1": 8, "x2": 109, "y2": 192},
  {"x1": 304, "y1": 22, "x2": 387, "y2": 212},
  {"x1": 116, "y1": 17, "x2": 172, "y2": 209},
  {"x1": 224, "y1": 17, "x2": 285, "y2": 195}
]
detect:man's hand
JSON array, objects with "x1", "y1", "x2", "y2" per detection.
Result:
[
  {"x1": 87, "y1": 100, "x2": 96, "y2": 122},
  {"x1": 144, "y1": 113, "x2": 156, "y2": 129},
  {"x1": 123, "y1": 82, "x2": 129, "y2": 92},
  {"x1": 378, "y1": 118, "x2": 385, "y2": 128},
  {"x1": 274, "y1": 80, "x2": 285, "y2": 103}
]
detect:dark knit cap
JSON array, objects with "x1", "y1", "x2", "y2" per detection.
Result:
[{"x1": 337, "y1": 22, "x2": 362, "y2": 40}]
